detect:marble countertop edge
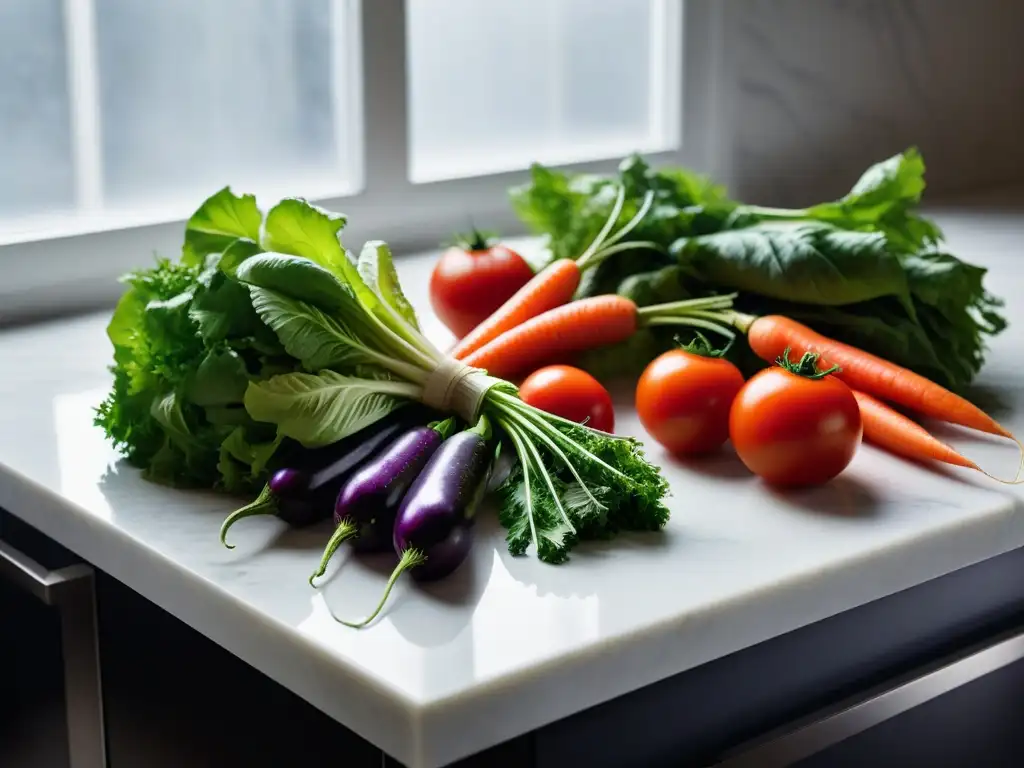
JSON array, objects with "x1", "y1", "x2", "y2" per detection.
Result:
[
  {"x1": 407, "y1": 487, "x2": 1023, "y2": 766},
  {"x1": 0, "y1": 462, "x2": 426, "y2": 759}
]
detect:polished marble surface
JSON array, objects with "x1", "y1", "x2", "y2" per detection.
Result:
[{"x1": 2, "y1": 209, "x2": 1024, "y2": 768}]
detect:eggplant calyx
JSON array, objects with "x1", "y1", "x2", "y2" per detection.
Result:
[
  {"x1": 335, "y1": 548, "x2": 427, "y2": 629},
  {"x1": 220, "y1": 484, "x2": 276, "y2": 550},
  {"x1": 467, "y1": 413, "x2": 492, "y2": 441},
  {"x1": 309, "y1": 518, "x2": 360, "y2": 587},
  {"x1": 429, "y1": 416, "x2": 459, "y2": 441}
]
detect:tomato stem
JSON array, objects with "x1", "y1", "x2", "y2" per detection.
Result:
[
  {"x1": 676, "y1": 331, "x2": 733, "y2": 358},
  {"x1": 446, "y1": 227, "x2": 497, "y2": 252},
  {"x1": 776, "y1": 347, "x2": 841, "y2": 379}
]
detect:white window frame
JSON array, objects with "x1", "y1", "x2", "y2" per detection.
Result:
[{"x1": 0, "y1": 0, "x2": 727, "y2": 323}]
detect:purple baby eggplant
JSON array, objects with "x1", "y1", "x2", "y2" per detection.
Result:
[
  {"x1": 334, "y1": 425, "x2": 447, "y2": 524},
  {"x1": 339, "y1": 415, "x2": 494, "y2": 627},
  {"x1": 308, "y1": 418, "x2": 456, "y2": 586},
  {"x1": 219, "y1": 405, "x2": 427, "y2": 548},
  {"x1": 394, "y1": 426, "x2": 493, "y2": 581}
]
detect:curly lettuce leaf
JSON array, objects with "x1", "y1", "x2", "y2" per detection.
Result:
[
  {"x1": 189, "y1": 261, "x2": 263, "y2": 343},
  {"x1": 97, "y1": 239, "x2": 297, "y2": 491},
  {"x1": 185, "y1": 349, "x2": 250, "y2": 407},
  {"x1": 258, "y1": 199, "x2": 402, "y2": 339},
  {"x1": 217, "y1": 427, "x2": 282, "y2": 492},
  {"x1": 182, "y1": 187, "x2": 262, "y2": 266}
]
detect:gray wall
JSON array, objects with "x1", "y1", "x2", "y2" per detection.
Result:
[{"x1": 721, "y1": 0, "x2": 1024, "y2": 205}]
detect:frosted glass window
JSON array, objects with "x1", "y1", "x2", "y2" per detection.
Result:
[
  {"x1": 0, "y1": 1, "x2": 74, "y2": 218},
  {"x1": 407, "y1": 0, "x2": 671, "y2": 182},
  {"x1": 95, "y1": 0, "x2": 351, "y2": 206},
  {"x1": 0, "y1": 0, "x2": 356, "y2": 228}
]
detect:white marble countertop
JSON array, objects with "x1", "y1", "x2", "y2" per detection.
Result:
[{"x1": 3, "y1": 204, "x2": 1024, "y2": 768}]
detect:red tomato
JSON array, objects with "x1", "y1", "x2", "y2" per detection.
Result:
[
  {"x1": 429, "y1": 233, "x2": 534, "y2": 339},
  {"x1": 729, "y1": 366, "x2": 862, "y2": 487},
  {"x1": 636, "y1": 349, "x2": 745, "y2": 455},
  {"x1": 519, "y1": 365, "x2": 615, "y2": 433}
]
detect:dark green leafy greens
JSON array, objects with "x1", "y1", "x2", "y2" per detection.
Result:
[
  {"x1": 673, "y1": 222, "x2": 915, "y2": 313},
  {"x1": 96, "y1": 189, "x2": 281, "y2": 492},
  {"x1": 97, "y1": 191, "x2": 670, "y2": 566},
  {"x1": 509, "y1": 148, "x2": 1004, "y2": 391}
]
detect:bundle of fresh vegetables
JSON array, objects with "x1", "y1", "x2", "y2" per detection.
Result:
[
  {"x1": 95, "y1": 189, "x2": 672, "y2": 622},
  {"x1": 442, "y1": 149, "x2": 1023, "y2": 481},
  {"x1": 506, "y1": 148, "x2": 1006, "y2": 392},
  {"x1": 449, "y1": 275, "x2": 1022, "y2": 480}
]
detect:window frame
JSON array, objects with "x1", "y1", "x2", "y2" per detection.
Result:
[{"x1": 0, "y1": 0, "x2": 726, "y2": 323}]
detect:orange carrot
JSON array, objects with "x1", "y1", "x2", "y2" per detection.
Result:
[
  {"x1": 451, "y1": 187, "x2": 658, "y2": 360},
  {"x1": 462, "y1": 295, "x2": 638, "y2": 379},
  {"x1": 740, "y1": 313, "x2": 1014, "y2": 440},
  {"x1": 452, "y1": 258, "x2": 581, "y2": 360},
  {"x1": 852, "y1": 390, "x2": 979, "y2": 470}
]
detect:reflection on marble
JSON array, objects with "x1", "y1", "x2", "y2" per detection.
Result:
[
  {"x1": 54, "y1": 388, "x2": 115, "y2": 522},
  {"x1": 2, "y1": 217, "x2": 1024, "y2": 767}
]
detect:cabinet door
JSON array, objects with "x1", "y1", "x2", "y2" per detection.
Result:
[
  {"x1": 795, "y1": 655, "x2": 1024, "y2": 768},
  {"x1": 1, "y1": 509, "x2": 103, "y2": 768},
  {"x1": 0, "y1": 575, "x2": 70, "y2": 767},
  {"x1": 95, "y1": 571, "x2": 383, "y2": 768}
]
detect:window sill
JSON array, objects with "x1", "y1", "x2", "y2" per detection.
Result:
[{"x1": 0, "y1": 176, "x2": 361, "y2": 248}]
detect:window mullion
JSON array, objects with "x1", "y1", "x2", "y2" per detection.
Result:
[
  {"x1": 358, "y1": 0, "x2": 411, "y2": 203},
  {"x1": 650, "y1": 0, "x2": 684, "y2": 150},
  {"x1": 331, "y1": 0, "x2": 364, "y2": 192},
  {"x1": 547, "y1": 0, "x2": 565, "y2": 151},
  {"x1": 62, "y1": 0, "x2": 104, "y2": 211}
]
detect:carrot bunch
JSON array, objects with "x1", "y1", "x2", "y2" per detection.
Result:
[
  {"x1": 451, "y1": 184, "x2": 658, "y2": 359},
  {"x1": 452, "y1": 282, "x2": 1022, "y2": 481}
]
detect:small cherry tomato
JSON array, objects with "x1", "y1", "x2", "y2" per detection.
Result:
[
  {"x1": 635, "y1": 340, "x2": 745, "y2": 455},
  {"x1": 430, "y1": 230, "x2": 534, "y2": 339},
  {"x1": 729, "y1": 353, "x2": 862, "y2": 487},
  {"x1": 519, "y1": 365, "x2": 615, "y2": 433}
]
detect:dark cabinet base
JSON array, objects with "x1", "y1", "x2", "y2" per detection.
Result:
[
  {"x1": 5, "y1": 503, "x2": 1024, "y2": 767},
  {"x1": 1, "y1": 577, "x2": 70, "y2": 768},
  {"x1": 95, "y1": 572, "x2": 381, "y2": 768},
  {"x1": 797, "y1": 655, "x2": 1024, "y2": 768}
]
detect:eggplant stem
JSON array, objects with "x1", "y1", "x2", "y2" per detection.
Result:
[
  {"x1": 219, "y1": 484, "x2": 276, "y2": 550},
  {"x1": 429, "y1": 416, "x2": 458, "y2": 441},
  {"x1": 308, "y1": 518, "x2": 359, "y2": 587},
  {"x1": 468, "y1": 413, "x2": 492, "y2": 441},
  {"x1": 336, "y1": 548, "x2": 427, "y2": 629}
]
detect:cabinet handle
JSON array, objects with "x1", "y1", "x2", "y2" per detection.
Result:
[
  {"x1": 0, "y1": 536, "x2": 107, "y2": 768},
  {"x1": 0, "y1": 539, "x2": 92, "y2": 604},
  {"x1": 711, "y1": 623, "x2": 1024, "y2": 767}
]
